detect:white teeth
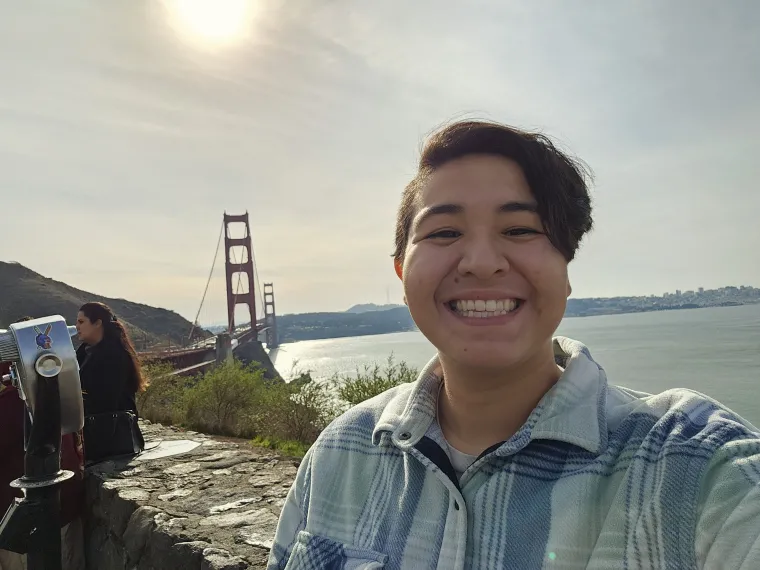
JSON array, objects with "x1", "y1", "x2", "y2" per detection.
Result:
[{"x1": 451, "y1": 299, "x2": 521, "y2": 318}]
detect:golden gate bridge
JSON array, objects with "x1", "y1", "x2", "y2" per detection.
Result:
[{"x1": 139, "y1": 212, "x2": 280, "y2": 376}]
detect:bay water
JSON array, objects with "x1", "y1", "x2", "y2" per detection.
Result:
[{"x1": 270, "y1": 304, "x2": 760, "y2": 426}]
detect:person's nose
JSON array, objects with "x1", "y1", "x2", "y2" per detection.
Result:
[{"x1": 457, "y1": 234, "x2": 510, "y2": 279}]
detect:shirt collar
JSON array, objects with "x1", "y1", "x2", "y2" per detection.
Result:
[{"x1": 373, "y1": 336, "x2": 608, "y2": 455}]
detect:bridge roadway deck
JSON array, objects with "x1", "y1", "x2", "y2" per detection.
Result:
[{"x1": 140, "y1": 326, "x2": 279, "y2": 380}]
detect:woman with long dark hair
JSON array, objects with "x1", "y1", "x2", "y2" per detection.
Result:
[{"x1": 76, "y1": 302, "x2": 146, "y2": 463}]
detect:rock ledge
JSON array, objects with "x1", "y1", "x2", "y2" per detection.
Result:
[{"x1": 85, "y1": 421, "x2": 297, "y2": 570}]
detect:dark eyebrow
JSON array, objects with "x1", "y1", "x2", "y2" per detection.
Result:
[
  {"x1": 499, "y1": 201, "x2": 537, "y2": 213},
  {"x1": 414, "y1": 204, "x2": 463, "y2": 229},
  {"x1": 414, "y1": 201, "x2": 537, "y2": 230}
]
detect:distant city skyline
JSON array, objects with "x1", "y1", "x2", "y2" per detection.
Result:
[
  {"x1": 195, "y1": 283, "x2": 759, "y2": 327},
  {"x1": 2, "y1": 1, "x2": 759, "y2": 324}
]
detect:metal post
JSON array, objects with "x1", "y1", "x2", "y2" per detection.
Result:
[
  {"x1": 0, "y1": 371, "x2": 72, "y2": 570},
  {"x1": 0, "y1": 318, "x2": 81, "y2": 570}
]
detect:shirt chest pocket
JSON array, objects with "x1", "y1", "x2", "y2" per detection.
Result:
[{"x1": 283, "y1": 531, "x2": 387, "y2": 570}]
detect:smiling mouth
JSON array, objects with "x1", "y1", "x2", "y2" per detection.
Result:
[{"x1": 446, "y1": 298, "x2": 523, "y2": 318}]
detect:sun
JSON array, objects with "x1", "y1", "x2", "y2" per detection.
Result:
[{"x1": 162, "y1": 0, "x2": 254, "y2": 46}]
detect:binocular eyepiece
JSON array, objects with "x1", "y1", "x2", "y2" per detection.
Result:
[
  {"x1": 0, "y1": 315, "x2": 84, "y2": 569},
  {"x1": 0, "y1": 315, "x2": 84, "y2": 435}
]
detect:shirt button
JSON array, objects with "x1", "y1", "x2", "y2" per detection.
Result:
[
  {"x1": 454, "y1": 501, "x2": 460, "y2": 511},
  {"x1": 399, "y1": 432, "x2": 411, "y2": 440}
]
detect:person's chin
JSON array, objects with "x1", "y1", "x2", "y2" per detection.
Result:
[{"x1": 434, "y1": 336, "x2": 524, "y2": 369}]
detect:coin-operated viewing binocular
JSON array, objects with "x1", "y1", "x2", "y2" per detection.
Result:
[{"x1": 0, "y1": 315, "x2": 84, "y2": 570}]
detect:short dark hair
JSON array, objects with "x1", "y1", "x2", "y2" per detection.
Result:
[{"x1": 393, "y1": 120, "x2": 593, "y2": 262}]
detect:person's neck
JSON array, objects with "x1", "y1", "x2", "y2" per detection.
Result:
[
  {"x1": 437, "y1": 342, "x2": 562, "y2": 456},
  {"x1": 89, "y1": 333, "x2": 104, "y2": 347}
]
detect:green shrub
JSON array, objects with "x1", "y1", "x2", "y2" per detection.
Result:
[
  {"x1": 248, "y1": 372, "x2": 338, "y2": 445},
  {"x1": 183, "y1": 360, "x2": 265, "y2": 437},
  {"x1": 251, "y1": 436, "x2": 309, "y2": 458},
  {"x1": 332, "y1": 353, "x2": 417, "y2": 408},
  {"x1": 135, "y1": 353, "x2": 419, "y2": 458},
  {"x1": 137, "y1": 359, "x2": 187, "y2": 425}
]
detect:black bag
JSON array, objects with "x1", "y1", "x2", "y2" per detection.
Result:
[{"x1": 83, "y1": 410, "x2": 145, "y2": 464}]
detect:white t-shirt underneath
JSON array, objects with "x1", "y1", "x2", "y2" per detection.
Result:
[
  {"x1": 434, "y1": 382, "x2": 480, "y2": 479},
  {"x1": 443, "y1": 437, "x2": 479, "y2": 479}
]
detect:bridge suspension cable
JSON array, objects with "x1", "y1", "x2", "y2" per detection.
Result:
[
  {"x1": 249, "y1": 230, "x2": 266, "y2": 324},
  {"x1": 188, "y1": 220, "x2": 224, "y2": 342}
]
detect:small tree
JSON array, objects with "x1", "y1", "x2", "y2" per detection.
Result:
[
  {"x1": 183, "y1": 360, "x2": 265, "y2": 436},
  {"x1": 283, "y1": 380, "x2": 339, "y2": 443}
]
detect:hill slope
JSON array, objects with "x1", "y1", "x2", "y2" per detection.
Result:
[
  {"x1": 345, "y1": 303, "x2": 404, "y2": 314},
  {"x1": 0, "y1": 261, "x2": 205, "y2": 347},
  {"x1": 277, "y1": 306, "x2": 416, "y2": 343}
]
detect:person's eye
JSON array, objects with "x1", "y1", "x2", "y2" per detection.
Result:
[
  {"x1": 503, "y1": 227, "x2": 541, "y2": 237},
  {"x1": 426, "y1": 229, "x2": 461, "y2": 239}
]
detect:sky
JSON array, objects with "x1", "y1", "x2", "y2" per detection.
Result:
[{"x1": 1, "y1": 0, "x2": 758, "y2": 325}]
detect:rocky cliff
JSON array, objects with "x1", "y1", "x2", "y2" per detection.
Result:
[{"x1": 84, "y1": 421, "x2": 298, "y2": 569}]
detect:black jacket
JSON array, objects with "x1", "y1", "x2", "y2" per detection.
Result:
[{"x1": 76, "y1": 340, "x2": 139, "y2": 417}]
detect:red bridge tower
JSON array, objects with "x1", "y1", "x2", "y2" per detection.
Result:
[
  {"x1": 263, "y1": 282, "x2": 278, "y2": 348},
  {"x1": 223, "y1": 212, "x2": 257, "y2": 334}
]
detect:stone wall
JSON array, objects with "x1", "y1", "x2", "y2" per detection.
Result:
[{"x1": 84, "y1": 420, "x2": 298, "y2": 570}]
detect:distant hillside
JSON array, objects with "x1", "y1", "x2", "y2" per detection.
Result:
[
  {"x1": 0, "y1": 261, "x2": 208, "y2": 348},
  {"x1": 345, "y1": 303, "x2": 405, "y2": 314},
  {"x1": 278, "y1": 306, "x2": 416, "y2": 343}
]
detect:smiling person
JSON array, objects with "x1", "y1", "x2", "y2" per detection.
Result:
[{"x1": 268, "y1": 120, "x2": 760, "y2": 569}]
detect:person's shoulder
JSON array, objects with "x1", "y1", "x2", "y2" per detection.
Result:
[
  {"x1": 322, "y1": 380, "x2": 418, "y2": 436},
  {"x1": 607, "y1": 382, "x2": 759, "y2": 452},
  {"x1": 100, "y1": 340, "x2": 132, "y2": 363},
  {"x1": 688, "y1": 397, "x2": 760, "y2": 566},
  {"x1": 311, "y1": 382, "x2": 418, "y2": 455}
]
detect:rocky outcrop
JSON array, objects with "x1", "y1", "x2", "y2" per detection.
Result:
[
  {"x1": 234, "y1": 341, "x2": 281, "y2": 382},
  {"x1": 84, "y1": 421, "x2": 298, "y2": 570}
]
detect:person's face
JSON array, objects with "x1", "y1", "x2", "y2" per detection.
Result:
[
  {"x1": 397, "y1": 155, "x2": 571, "y2": 371},
  {"x1": 76, "y1": 311, "x2": 101, "y2": 344}
]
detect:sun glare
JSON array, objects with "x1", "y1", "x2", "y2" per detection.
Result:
[{"x1": 163, "y1": 0, "x2": 254, "y2": 46}]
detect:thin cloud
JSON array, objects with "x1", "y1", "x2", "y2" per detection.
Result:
[{"x1": 1, "y1": 0, "x2": 758, "y2": 322}]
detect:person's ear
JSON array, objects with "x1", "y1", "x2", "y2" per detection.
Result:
[{"x1": 393, "y1": 259, "x2": 408, "y2": 305}]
